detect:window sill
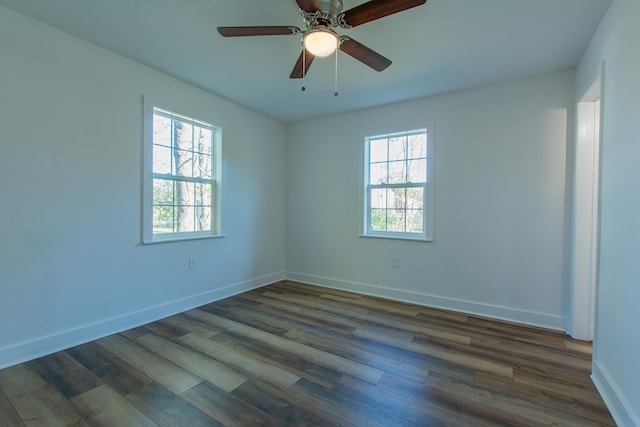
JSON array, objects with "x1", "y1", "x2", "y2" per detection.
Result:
[
  {"x1": 142, "y1": 234, "x2": 226, "y2": 245},
  {"x1": 359, "y1": 234, "x2": 433, "y2": 243}
]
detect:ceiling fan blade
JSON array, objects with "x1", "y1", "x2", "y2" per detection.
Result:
[
  {"x1": 290, "y1": 51, "x2": 316, "y2": 79},
  {"x1": 341, "y1": 0, "x2": 427, "y2": 27},
  {"x1": 217, "y1": 26, "x2": 300, "y2": 37},
  {"x1": 294, "y1": 0, "x2": 320, "y2": 13},
  {"x1": 340, "y1": 37, "x2": 391, "y2": 71}
]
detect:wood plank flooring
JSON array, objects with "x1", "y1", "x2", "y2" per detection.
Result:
[{"x1": 0, "y1": 281, "x2": 616, "y2": 426}]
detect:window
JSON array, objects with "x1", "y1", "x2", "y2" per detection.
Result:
[
  {"x1": 142, "y1": 99, "x2": 222, "y2": 243},
  {"x1": 363, "y1": 127, "x2": 433, "y2": 241}
]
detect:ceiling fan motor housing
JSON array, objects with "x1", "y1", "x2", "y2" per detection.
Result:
[
  {"x1": 314, "y1": 0, "x2": 344, "y2": 25},
  {"x1": 318, "y1": 0, "x2": 343, "y2": 18}
]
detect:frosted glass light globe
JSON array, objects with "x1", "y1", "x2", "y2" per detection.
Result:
[{"x1": 304, "y1": 30, "x2": 339, "y2": 57}]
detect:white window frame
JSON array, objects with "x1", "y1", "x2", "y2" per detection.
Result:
[
  {"x1": 361, "y1": 124, "x2": 434, "y2": 242},
  {"x1": 142, "y1": 96, "x2": 223, "y2": 244}
]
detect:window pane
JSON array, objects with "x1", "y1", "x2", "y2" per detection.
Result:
[
  {"x1": 387, "y1": 209, "x2": 406, "y2": 232},
  {"x1": 194, "y1": 182, "x2": 204, "y2": 206},
  {"x1": 195, "y1": 126, "x2": 212, "y2": 152},
  {"x1": 370, "y1": 188, "x2": 387, "y2": 209},
  {"x1": 153, "y1": 145, "x2": 171, "y2": 175},
  {"x1": 175, "y1": 181, "x2": 195, "y2": 206},
  {"x1": 370, "y1": 208, "x2": 387, "y2": 231},
  {"x1": 408, "y1": 133, "x2": 426, "y2": 158},
  {"x1": 195, "y1": 184, "x2": 202, "y2": 205},
  {"x1": 176, "y1": 206, "x2": 195, "y2": 232},
  {"x1": 201, "y1": 182, "x2": 212, "y2": 205},
  {"x1": 153, "y1": 179, "x2": 174, "y2": 205},
  {"x1": 153, "y1": 206, "x2": 174, "y2": 234},
  {"x1": 174, "y1": 119, "x2": 193, "y2": 151},
  {"x1": 193, "y1": 152, "x2": 212, "y2": 179},
  {"x1": 369, "y1": 138, "x2": 387, "y2": 163},
  {"x1": 407, "y1": 159, "x2": 426, "y2": 183},
  {"x1": 388, "y1": 161, "x2": 407, "y2": 184},
  {"x1": 388, "y1": 136, "x2": 406, "y2": 161},
  {"x1": 369, "y1": 163, "x2": 387, "y2": 184},
  {"x1": 173, "y1": 148, "x2": 194, "y2": 177},
  {"x1": 406, "y1": 187, "x2": 424, "y2": 210},
  {"x1": 153, "y1": 114, "x2": 172, "y2": 147},
  {"x1": 388, "y1": 187, "x2": 406, "y2": 210},
  {"x1": 406, "y1": 209, "x2": 423, "y2": 233},
  {"x1": 174, "y1": 182, "x2": 194, "y2": 232},
  {"x1": 196, "y1": 206, "x2": 211, "y2": 231}
]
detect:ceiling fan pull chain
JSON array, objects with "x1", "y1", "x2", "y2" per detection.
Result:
[
  {"x1": 334, "y1": 47, "x2": 339, "y2": 96},
  {"x1": 302, "y1": 48, "x2": 307, "y2": 92}
]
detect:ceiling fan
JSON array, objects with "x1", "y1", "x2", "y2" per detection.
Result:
[{"x1": 217, "y1": 0, "x2": 427, "y2": 79}]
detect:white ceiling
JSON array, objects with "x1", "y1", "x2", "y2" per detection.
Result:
[{"x1": 0, "y1": 0, "x2": 611, "y2": 123}]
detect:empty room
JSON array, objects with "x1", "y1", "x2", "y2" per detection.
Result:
[{"x1": 0, "y1": 0, "x2": 638, "y2": 425}]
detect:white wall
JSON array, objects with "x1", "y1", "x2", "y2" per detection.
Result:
[
  {"x1": 287, "y1": 70, "x2": 574, "y2": 330},
  {"x1": 0, "y1": 7, "x2": 286, "y2": 368},
  {"x1": 576, "y1": 0, "x2": 640, "y2": 425}
]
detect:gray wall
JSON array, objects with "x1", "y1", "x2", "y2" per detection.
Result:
[
  {"x1": 0, "y1": 8, "x2": 287, "y2": 368},
  {"x1": 576, "y1": 0, "x2": 640, "y2": 424},
  {"x1": 286, "y1": 70, "x2": 574, "y2": 330}
]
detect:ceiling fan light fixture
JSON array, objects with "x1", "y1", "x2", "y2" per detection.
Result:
[{"x1": 303, "y1": 29, "x2": 339, "y2": 57}]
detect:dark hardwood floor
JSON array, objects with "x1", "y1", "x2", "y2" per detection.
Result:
[{"x1": 0, "y1": 281, "x2": 615, "y2": 426}]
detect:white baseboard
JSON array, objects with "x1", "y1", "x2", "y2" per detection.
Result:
[
  {"x1": 0, "y1": 271, "x2": 285, "y2": 370},
  {"x1": 592, "y1": 359, "x2": 640, "y2": 427},
  {"x1": 285, "y1": 272, "x2": 564, "y2": 331}
]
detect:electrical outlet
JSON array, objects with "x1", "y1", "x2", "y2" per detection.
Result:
[
  {"x1": 188, "y1": 256, "x2": 197, "y2": 270},
  {"x1": 392, "y1": 256, "x2": 401, "y2": 269}
]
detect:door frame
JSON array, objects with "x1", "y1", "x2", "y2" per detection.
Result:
[{"x1": 569, "y1": 64, "x2": 604, "y2": 341}]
